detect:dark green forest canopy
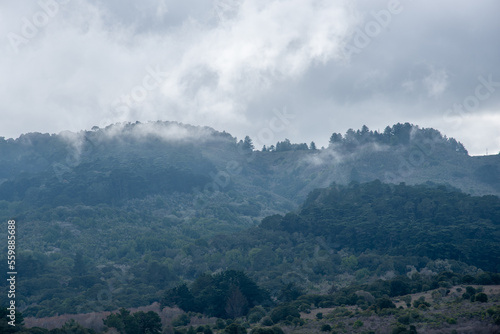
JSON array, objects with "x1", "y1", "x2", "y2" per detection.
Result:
[
  {"x1": 1, "y1": 180, "x2": 500, "y2": 319},
  {"x1": 163, "y1": 270, "x2": 268, "y2": 319},
  {"x1": 0, "y1": 122, "x2": 499, "y2": 322},
  {"x1": 1, "y1": 121, "x2": 499, "y2": 208},
  {"x1": 261, "y1": 181, "x2": 500, "y2": 271}
]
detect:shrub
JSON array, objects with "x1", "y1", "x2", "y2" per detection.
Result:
[
  {"x1": 374, "y1": 297, "x2": 396, "y2": 311},
  {"x1": 476, "y1": 273, "x2": 494, "y2": 284},
  {"x1": 353, "y1": 320, "x2": 363, "y2": 328},
  {"x1": 487, "y1": 306, "x2": 500, "y2": 325},
  {"x1": 172, "y1": 313, "x2": 190, "y2": 327},
  {"x1": 316, "y1": 312, "x2": 323, "y2": 319},
  {"x1": 194, "y1": 325, "x2": 213, "y2": 334},
  {"x1": 401, "y1": 295, "x2": 412, "y2": 308},
  {"x1": 269, "y1": 305, "x2": 300, "y2": 324},
  {"x1": 392, "y1": 326, "x2": 407, "y2": 334},
  {"x1": 224, "y1": 323, "x2": 247, "y2": 334},
  {"x1": 461, "y1": 275, "x2": 475, "y2": 283},
  {"x1": 465, "y1": 286, "x2": 476, "y2": 295},
  {"x1": 272, "y1": 327, "x2": 285, "y2": 334},
  {"x1": 392, "y1": 325, "x2": 417, "y2": 334},
  {"x1": 215, "y1": 319, "x2": 226, "y2": 329},
  {"x1": 261, "y1": 317, "x2": 274, "y2": 326},
  {"x1": 248, "y1": 312, "x2": 263, "y2": 324},
  {"x1": 412, "y1": 297, "x2": 430, "y2": 309},
  {"x1": 250, "y1": 327, "x2": 284, "y2": 334},
  {"x1": 247, "y1": 306, "x2": 266, "y2": 322},
  {"x1": 318, "y1": 300, "x2": 336, "y2": 308},
  {"x1": 320, "y1": 324, "x2": 332, "y2": 331},
  {"x1": 475, "y1": 292, "x2": 488, "y2": 303},
  {"x1": 298, "y1": 303, "x2": 311, "y2": 313},
  {"x1": 401, "y1": 314, "x2": 413, "y2": 325},
  {"x1": 291, "y1": 317, "x2": 305, "y2": 327}
]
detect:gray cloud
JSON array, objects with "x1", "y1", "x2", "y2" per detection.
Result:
[{"x1": 1, "y1": 0, "x2": 499, "y2": 155}]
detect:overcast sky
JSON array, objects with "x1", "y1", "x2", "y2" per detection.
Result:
[{"x1": 1, "y1": 0, "x2": 499, "y2": 155}]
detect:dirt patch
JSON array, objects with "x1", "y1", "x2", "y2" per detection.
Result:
[
  {"x1": 394, "y1": 284, "x2": 500, "y2": 308},
  {"x1": 299, "y1": 285, "x2": 500, "y2": 320},
  {"x1": 300, "y1": 307, "x2": 336, "y2": 320}
]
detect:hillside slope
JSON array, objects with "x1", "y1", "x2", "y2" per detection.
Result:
[
  {"x1": 0, "y1": 121, "x2": 499, "y2": 320},
  {"x1": 1, "y1": 121, "x2": 499, "y2": 210}
]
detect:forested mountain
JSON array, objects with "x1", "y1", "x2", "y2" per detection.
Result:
[
  {"x1": 0, "y1": 121, "x2": 499, "y2": 209},
  {"x1": 265, "y1": 181, "x2": 500, "y2": 272},
  {"x1": 1, "y1": 121, "x2": 499, "y2": 333}
]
